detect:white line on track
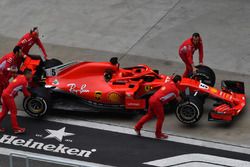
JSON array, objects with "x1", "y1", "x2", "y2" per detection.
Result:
[{"x1": 0, "y1": 147, "x2": 114, "y2": 167}]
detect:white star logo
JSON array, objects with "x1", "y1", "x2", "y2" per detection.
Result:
[{"x1": 44, "y1": 127, "x2": 75, "y2": 142}]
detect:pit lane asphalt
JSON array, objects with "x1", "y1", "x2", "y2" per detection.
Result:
[
  {"x1": 0, "y1": 34, "x2": 250, "y2": 147},
  {"x1": 0, "y1": 116, "x2": 250, "y2": 167}
]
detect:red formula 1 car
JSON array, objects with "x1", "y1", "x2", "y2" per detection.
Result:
[{"x1": 21, "y1": 56, "x2": 246, "y2": 125}]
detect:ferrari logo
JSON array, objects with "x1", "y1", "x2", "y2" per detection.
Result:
[
  {"x1": 145, "y1": 85, "x2": 151, "y2": 92},
  {"x1": 94, "y1": 91, "x2": 102, "y2": 101}
]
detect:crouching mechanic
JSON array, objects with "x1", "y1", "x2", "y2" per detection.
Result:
[
  {"x1": 134, "y1": 75, "x2": 182, "y2": 139},
  {"x1": 0, "y1": 68, "x2": 32, "y2": 134},
  {"x1": 179, "y1": 33, "x2": 204, "y2": 77},
  {"x1": 0, "y1": 46, "x2": 23, "y2": 101},
  {"x1": 17, "y1": 27, "x2": 48, "y2": 61}
]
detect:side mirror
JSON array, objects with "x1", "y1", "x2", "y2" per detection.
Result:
[
  {"x1": 153, "y1": 69, "x2": 159, "y2": 74},
  {"x1": 110, "y1": 57, "x2": 118, "y2": 65}
]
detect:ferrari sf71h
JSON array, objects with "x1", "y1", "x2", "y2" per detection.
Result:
[{"x1": 21, "y1": 56, "x2": 246, "y2": 125}]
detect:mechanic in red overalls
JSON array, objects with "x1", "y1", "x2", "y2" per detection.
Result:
[
  {"x1": 0, "y1": 46, "x2": 23, "y2": 101},
  {"x1": 17, "y1": 27, "x2": 48, "y2": 61},
  {"x1": 0, "y1": 68, "x2": 32, "y2": 134},
  {"x1": 179, "y1": 33, "x2": 204, "y2": 77},
  {"x1": 134, "y1": 75, "x2": 182, "y2": 139}
]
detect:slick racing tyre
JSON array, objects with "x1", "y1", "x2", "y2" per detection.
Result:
[
  {"x1": 176, "y1": 96, "x2": 203, "y2": 125},
  {"x1": 45, "y1": 58, "x2": 63, "y2": 69},
  {"x1": 23, "y1": 97, "x2": 48, "y2": 118},
  {"x1": 164, "y1": 99, "x2": 178, "y2": 113},
  {"x1": 23, "y1": 87, "x2": 51, "y2": 118},
  {"x1": 191, "y1": 65, "x2": 216, "y2": 87}
]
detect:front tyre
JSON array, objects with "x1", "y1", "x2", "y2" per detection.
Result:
[
  {"x1": 192, "y1": 65, "x2": 216, "y2": 87},
  {"x1": 176, "y1": 96, "x2": 203, "y2": 125},
  {"x1": 23, "y1": 97, "x2": 49, "y2": 118}
]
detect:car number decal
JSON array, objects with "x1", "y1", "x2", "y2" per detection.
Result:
[{"x1": 199, "y1": 83, "x2": 209, "y2": 90}]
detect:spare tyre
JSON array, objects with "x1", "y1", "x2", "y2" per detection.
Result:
[
  {"x1": 191, "y1": 65, "x2": 216, "y2": 87},
  {"x1": 176, "y1": 95, "x2": 203, "y2": 125}
]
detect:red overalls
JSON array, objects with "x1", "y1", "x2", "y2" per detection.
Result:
[
  {"x1": 0, "y1": 52, "x2": 19, "y2": 99},
  {"x1": 135, "y1": 80, "x2": 179, "y2": 136},
  {"x1": 0, "y1": 75, "x2": 31, "y2": 130},
  {"x1": 179, "y1": 37, "x2": 204, "y2": 77},
  {"x1": 17, "y1": 33, "x2": 48, "y2": 60}
]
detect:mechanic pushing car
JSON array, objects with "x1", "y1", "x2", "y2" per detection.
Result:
[
  {"x1": 17, "y1": 27, "x2": 48, "y2": 61},
  {"x1": 0, "y1": 46, "x2": 23, "y2": 102},
  {"x1": 179, "y1": 33, "x2": 204, "y2": 77},
  {"x1": 134, "y1": 75, "x2": 182, "y2": 139},
  {"x1": 0, "y1": 68, "x2": 32, "y2": 134}
]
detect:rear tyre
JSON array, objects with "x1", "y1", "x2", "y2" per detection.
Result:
[
  {"x1": 176, "y1": 96, "x2": 203, "y2": 125},
  {"x1": 23, "y1": 87, "x2": 51, "y2": 118},
  {"x1": 45, "y1": 59, "x2": 63, "y2": 69},
  {"x1": 191, "y1": 65, "x2": 216, "y2": 87}
]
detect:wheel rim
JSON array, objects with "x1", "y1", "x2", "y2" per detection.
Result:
[
  {"x1": 27, "y1": 98, "x2": 45, "y2": 114},
  {"x1": 179, "y1": 105, "x2": 197, "y2": 121}
]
